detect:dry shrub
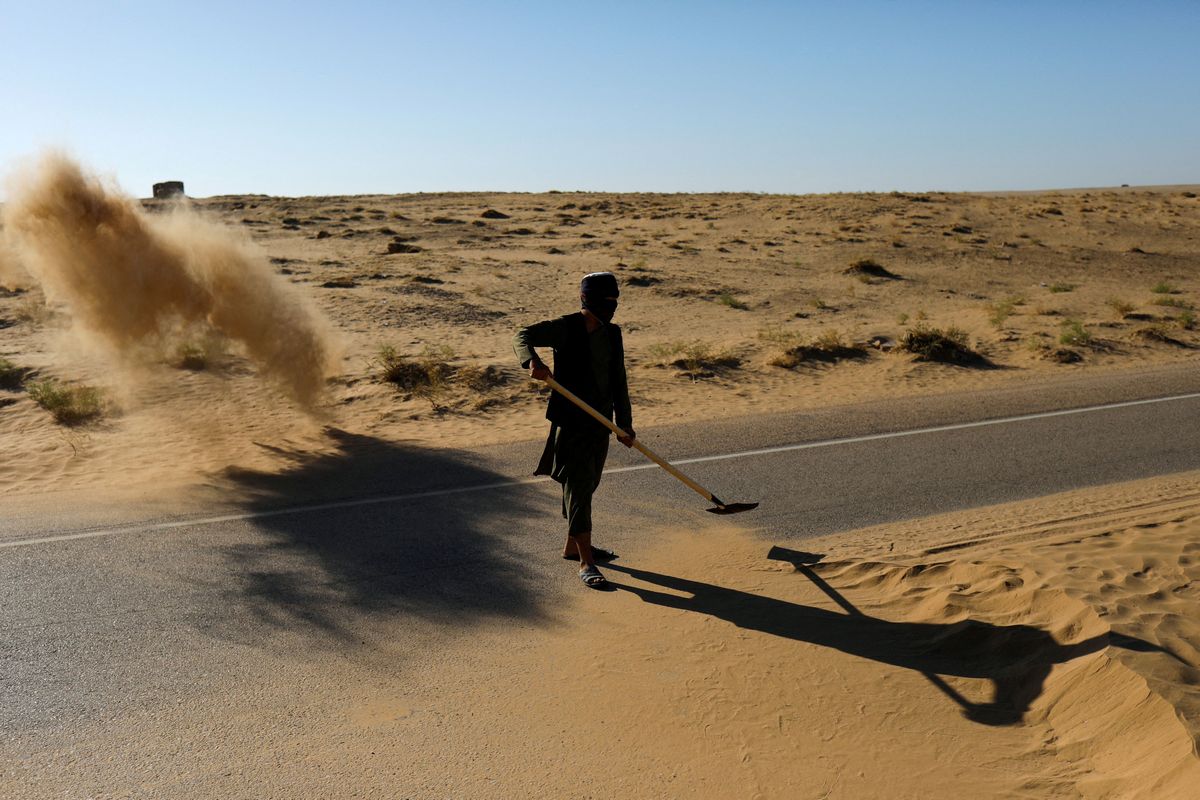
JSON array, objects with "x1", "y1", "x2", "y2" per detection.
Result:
[
  {"x1": 169, "y1": 332, "x2": 227, "y2": 371},
  {"x1": 900, "y1": 325, "x2": 987, "y2": 365},
  {"x1": 376, "y1": 345, "x2": 511, "y2": 411},
  {"x1": 175, "y1": 343, "x2": 208, "y2": 371},
  {"x1": 377, "y1": 345, "x2": 452, "y2": 407},
  {"x1": 2, "y1": 153, "x2": 337, "y2": 406},
  {"x1": 28, "y1": 378, "x2": 102, "y2": 425}
]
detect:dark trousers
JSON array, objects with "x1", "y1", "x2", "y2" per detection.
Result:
[{"x1": 540, "y1": 425, "x2": 610, "y2": 535}]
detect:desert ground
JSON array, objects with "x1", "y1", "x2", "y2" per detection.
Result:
[
  {"x1": 2, "y1": 166, "x2": 1199, "y2": 798},
  {"x1": 2, "y1": 179, "x2": 1200, "y2": 493}
]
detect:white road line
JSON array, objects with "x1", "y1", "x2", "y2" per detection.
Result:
[
  {"x1": 607, "y1": 391, "x2": 1200, "y2": 473},
  {"x1": 4, "y1": 391, "x2": 1199, "y2": 550},
  {"x1": 0, "y1": 478, "x2": 550, "y2": 549}
]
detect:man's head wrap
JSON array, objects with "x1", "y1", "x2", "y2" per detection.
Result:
[
  {"x1": 580, "y1": 271, "x2": 619, "y2": 297},
  {"x1": 580, "y1": 272, "x2": 620, "y2": 321}
]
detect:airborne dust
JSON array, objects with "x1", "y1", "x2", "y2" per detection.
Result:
[{"x1": 2, "y1": 153, "x2": 337, "y2": 406}]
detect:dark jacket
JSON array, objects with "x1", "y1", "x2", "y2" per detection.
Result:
[{"x1": 513, "y1": 312, "x2": 633, "y2": 435}]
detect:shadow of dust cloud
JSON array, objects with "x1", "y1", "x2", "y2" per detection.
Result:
[{"x1": 217, "y1": 429, "x2": 549, "y2": 645}]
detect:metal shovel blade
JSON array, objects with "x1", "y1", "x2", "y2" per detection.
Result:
[{"x1": 707, "y1": 502, "x2": 760, "y2": 515}]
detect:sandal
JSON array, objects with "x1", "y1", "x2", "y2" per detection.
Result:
[
  {"x1": 563, "y1": 547, "x2": 618, "y2": 562},
  {"x1": 579, "y1": 566, "x2": 608, "y2": 589}
]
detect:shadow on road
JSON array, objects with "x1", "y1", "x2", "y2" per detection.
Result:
[
  {"x1": 213, "y1": 428, "x2": 548, "y2": 643},
  {"x1": 605, "y1": 547, "x2": 1162, "y2": 726}
]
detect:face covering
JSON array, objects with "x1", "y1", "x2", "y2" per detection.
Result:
[{"x1": 583, "y1": 294, "x2": 618, "y2": 322}]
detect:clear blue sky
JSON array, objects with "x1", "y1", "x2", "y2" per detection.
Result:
[{"x1": 3, "y1": 1, "x2": 1197, "y2": 197}]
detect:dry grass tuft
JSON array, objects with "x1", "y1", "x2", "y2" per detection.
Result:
[
  {"x1": 1059, "y1": 319, "x2": 1092, "y2": 346},
  {"x1": 757, "y1": 325, "x2": 805, "y2": 348},
  {"x1": 1151, "y1": 296, "x2": 1191, "y2": 309},
  {"x1": 650, "y1": 341, "x2": 740, "y2": 378},
  {"x1": 1105, "y1": 298, "x2": 1136, "y2": 319},
  {"x1": 717, "y1": 291, "x2": 749, "y2": 310},
  {"x1": 986, "y1": 296, "x2": 1024, "y2": 328}
]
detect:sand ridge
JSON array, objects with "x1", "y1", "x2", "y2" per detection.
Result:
[{"x1": 475, "y1": 481, "x2": 1200, "y2": 798}]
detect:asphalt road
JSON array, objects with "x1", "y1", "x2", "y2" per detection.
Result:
[{"x1": 3, "y1": 363, "x2": 1200, "y2": 796}]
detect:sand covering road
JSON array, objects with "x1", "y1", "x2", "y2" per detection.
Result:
[
  {"x1": 11, "y1": 475, "x2": 1198, "y2": 799},
  {"x1": 447, "y1": 478, "x2": 1200, "y2": 799}
]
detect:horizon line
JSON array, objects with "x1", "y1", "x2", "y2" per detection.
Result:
[{"x1": 154, "y1": 182, "x2": 1200, "y2": 202}]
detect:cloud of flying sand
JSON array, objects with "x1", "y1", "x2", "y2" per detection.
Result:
[
  {"x1": 0, "y1": 237, "x2": 29, "y2": 289},
  {"x1": 2, "y1": 153, "x2": 337, "y2": 406}
]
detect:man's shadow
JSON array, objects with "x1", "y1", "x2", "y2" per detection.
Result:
[{"x1": 604, "y1": 547, "x2": 1165, "y2": 726}]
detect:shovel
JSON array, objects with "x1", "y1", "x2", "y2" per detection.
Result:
[{"x1": 544, "y1": 376, "x2": 759, "y2": 515}]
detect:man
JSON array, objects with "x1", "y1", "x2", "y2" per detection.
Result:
[{"x1": 513, "y1": 272, "x2": 635, "y2": 589}]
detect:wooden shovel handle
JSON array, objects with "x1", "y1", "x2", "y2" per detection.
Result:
[{"x1": 543, "y1": 376, "x2": 718, "y2": 504}]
